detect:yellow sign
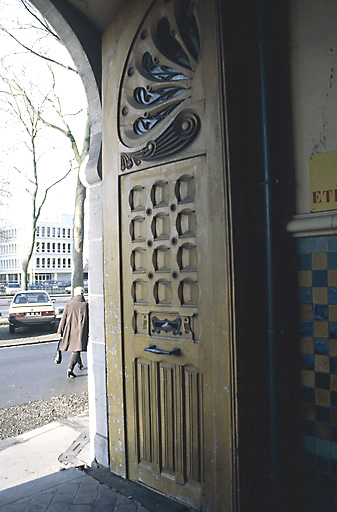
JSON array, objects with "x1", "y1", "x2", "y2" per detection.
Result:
[{"x1": 309, "y1": 151, "x2": 337, "y2": 212}]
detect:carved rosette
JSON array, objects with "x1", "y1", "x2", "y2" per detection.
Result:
[{"x1": 118, "y1": 0, "x2": 201, "y2": 170}]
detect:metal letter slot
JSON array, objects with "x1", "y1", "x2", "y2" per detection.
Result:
[
  {"x1": 152, "y1": 316, "x2": 182, "y2": 335},
  {"x1": 144, "y1": 344, "x2": 181, "y2": 356}
]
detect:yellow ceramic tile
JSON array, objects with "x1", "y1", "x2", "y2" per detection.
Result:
[
  {"x1": 328, "y1": 270, "x2": 337, "y2": 286},
  {"x1": 316, "y1": 422, "x2": 331, "y2": 440},
  {"x1": 313, "y1": 287, "x2": 328, "y2": 304},
  {"x1": 302, "y1": 403, "x2": 315, "y2": 421},
  {"x1": 331, "y1": 340, "x2": 337, "y2": 357},
  {"x1": 299, "y1": 304, "x2": 313, "y2": 321},
  {"x1": 316, "y1": 389, "x2": 330, "y2": 407},
  {"x1": 301, "y1": 370, "x2": 315, "y2": 387},
  {"x1": 331, "y1": 375, "x2": 337, "y2": 391},
  {"x1": 330, "y1": 305, "x2": 337, "y2": 322},
  {"x1": 331, "y1": 409, "x2": 337, "y2": 426},
  {"x1": 314, "y1": 321, "x2": 329, "y2": 338},
  {"x1": 312, "y1": 253, "x2": 327, "y2": 270},
  {"x1": 300, "y1": 338, "x2": 313, "y2": 353},
  {"x1": 298, "y1": 271, "x2": 312, "y2": 287},
  {"x1": 315, "y1": 354, "x2": 329, "y2": 373}
]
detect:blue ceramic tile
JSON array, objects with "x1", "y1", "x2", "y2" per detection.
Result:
[
  {"x1": 301, "y1": 353, "x2": 314, "y2": 370},
  {"x1": 316, "y1": 438, "x2": 331, "y2": 456},
  {"x1": 299, "y1": 287, "x2": 313, "y2": 304},
  {"x1": 328, "y1": 253, "x2": 337, "y2": 269},
  {"x1": 331, "y1": 442, "x2": 337, "y2": 460},
  {"x1": 317, "y1": 456, "x2": 332, "y2": 475},
  {"x1": 314, "y1": 338, "x2": 329, "y2": 355},
  {"x1": 303, "y1": 451, "x2": 317, "y2": 471},
  {"x1": 312, "y1": 270, "x2": 328, "y2": 287},
  {"x1": 328, "y1": 288, "x2": 337, "y2": 304},
  {"x1": 332, "y1": 426, "x2": 337, "y2": 441},
  {"x1": 303, "y1": 435, "x2": 316, "y2": 454},
  {"x1": 314, "y1": 304, "x2": 329, "y2": 321},
  {"x1": 316, "y1": 372, "x2": 330, "y2": 389},
  {"x1": 331, "y1": 357, "x2": 337, "y2": 374},
  {"x1": 298, "y1": 254, "x2": 312, "y2": 270},
  {"x1": 330, "y1": 323, "x2": 337, "y2": 340},
  {"x1": 316, "y1": 406, "x2": 331, "y2": 424},
  {"x1": 302, "y1": 386, "x2": 315, "y2": 403},
  {"x1": 328, "y1": 236, "x2": 337, "y2": 252},
  {"x1": 312, "y1": 237, "x2": 327, "y2": 253},
  {"x1": 297, "y1": 237, "x2": 312, "y2": 254},
  {"x1": 332, "y1": 391, "x2": 337, "y2": 408},
  {"x1": 300, "y1": 320, "x2": 313, "y2": 337}
]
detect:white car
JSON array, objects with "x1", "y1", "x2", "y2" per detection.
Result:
[
  {"x1": 8, "y1": 291, "x2": 56, "y2": 334},
  {"x1": 5, "y1": 283, "x2": 22, "y2": 295}
]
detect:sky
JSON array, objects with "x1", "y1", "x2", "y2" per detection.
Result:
[{"x1": 0, "y1": 0, "x2": 88, "y2": 227}]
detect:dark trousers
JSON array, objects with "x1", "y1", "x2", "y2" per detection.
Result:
[{"x1": 68, "y1": 351, "x2": 82, "y2": 370}]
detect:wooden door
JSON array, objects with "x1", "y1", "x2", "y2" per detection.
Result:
[{"x1": 103, "y1": 1, "x2": 238, "y2": 510}]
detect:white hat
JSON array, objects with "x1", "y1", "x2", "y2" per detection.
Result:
[{"x1": 74, "y1": 286, "x2": 84, "y2": 296}]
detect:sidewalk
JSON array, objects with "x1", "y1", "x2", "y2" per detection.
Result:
[{"x1": 0, "y1": 412, "x2": 192, "y2": 512}]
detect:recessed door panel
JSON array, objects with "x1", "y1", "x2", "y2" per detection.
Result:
[{"x1": 121, "y1": 159, "x2": 203, "y2": 506}]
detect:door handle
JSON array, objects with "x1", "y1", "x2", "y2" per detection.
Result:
[{"x1": 144, "y1": 344, "x2": 181, "y2": 356}]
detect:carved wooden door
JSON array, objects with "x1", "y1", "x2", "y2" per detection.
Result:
[{"x1": 103, "y1": 1, "x2": 238, "y2": 510}]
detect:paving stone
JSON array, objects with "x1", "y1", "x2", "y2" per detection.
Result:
[
  {"x1": 45, "y1": 504, "x2": 71, "y2": 512},
  {"x1": 92, "y1": 505, "x2": 115, "y2": 512},
  {"x1": 69, "y1": 506, "x2": 92, "y2": 512},
  {"x1": 30, "y1": 491, "x2": 57, "y2": 506},
  {"x1": 94, "y1": 489, "x2": 118, "y2": 507},
  {"x1": 115, "y1": 506, "x2": 139, "y2": 512},
  {"x1": 0, "y1": 497, "x2": 32, "y2": 512}
]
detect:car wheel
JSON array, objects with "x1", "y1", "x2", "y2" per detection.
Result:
[{"x1": 9, "y1": 324, "x2": 15, "y2": 334}]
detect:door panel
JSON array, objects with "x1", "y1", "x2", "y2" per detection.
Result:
[{"x1": 121, "y1": 159, "x2": 203, "y2": 505}]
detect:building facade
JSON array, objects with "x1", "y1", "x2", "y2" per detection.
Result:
[
  {"x1": 0, "y1": 214, "x2": 73, "y2": 284},
  {"x1": 24, "y1": 0, "x2": 337, "y2": 510}
]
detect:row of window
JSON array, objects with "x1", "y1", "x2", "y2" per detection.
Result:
[
  {"x1": 0, "y1": 229, "x2": 17, "y2": 241},
  {"x1": 0, "y1": 244, "x2": 17, "y2": 255},
  {"x1": 36, "y1": 226, "x2": 72, "y2": 239},
  {"x1": 36, "y1": 258, "x2": 71, "y2": 269},
  {"x1": 36, "y1": 242, "x2": 71, "y2": 254},
  {"x1": 0, "y1": 260, "x2": 18, "y2": 270}
]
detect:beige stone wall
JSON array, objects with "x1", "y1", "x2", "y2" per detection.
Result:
[{"x1": 289, "y1": 0, "x2": 337, "y2": 230}]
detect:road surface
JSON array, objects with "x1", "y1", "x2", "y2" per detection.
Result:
[{"x1": 0, "y1": 339, "x2": 88, "y2": 408}]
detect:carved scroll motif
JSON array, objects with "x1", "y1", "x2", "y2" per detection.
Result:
[
  {"x1": 119, "y1": 0, "x2": 201, "y2": 169},
  {"x1": 121, "y1": 111, "x2": 200, "y2": 171}
]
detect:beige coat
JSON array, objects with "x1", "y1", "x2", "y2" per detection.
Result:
[{"x1": 57, "y1": 295, "x2": 89, "y2": 352}]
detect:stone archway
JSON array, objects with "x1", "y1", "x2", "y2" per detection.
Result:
[{"x1": 29, "y1": 0, "x2": 108, "y2": 468}]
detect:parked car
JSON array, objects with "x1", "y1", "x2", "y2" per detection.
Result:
[
  {"x1": 8, "y1": 291, "x2": 56, "y2": 334},
  {"x1": 5, "y1": 283, "x2": 22, "y2": 295}
]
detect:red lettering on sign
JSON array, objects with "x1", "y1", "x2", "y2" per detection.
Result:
[{"x1": 313, "y1": 191, "x2": 321, "y2": 204}]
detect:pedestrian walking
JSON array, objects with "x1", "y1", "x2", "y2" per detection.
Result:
[{"x1": 57, "y1": 286, "x2": 89, "y2": 378}]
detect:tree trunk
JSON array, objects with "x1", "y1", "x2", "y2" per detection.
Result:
[{"x1": 72, "y1": 176, "x2": 86, "y2": 292}]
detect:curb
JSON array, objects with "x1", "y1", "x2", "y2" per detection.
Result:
[{"x1": 0, "y1": 335, "x2": 60, "y2": 349}]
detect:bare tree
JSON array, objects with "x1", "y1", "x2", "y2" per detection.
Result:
[
  {"x1": 0, "y1": 66, "x2": 79, "y2": 289},
  {"x1": 0, "y1": 0, "x2": 89, "y2": 291}
]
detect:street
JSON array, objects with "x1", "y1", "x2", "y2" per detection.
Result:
[
  {"x1": 0, "y1": 294, "x2": 88, "y2": 408},
  {"x1": 0, "y1": 341, "x2": 88, "y2": 408}
]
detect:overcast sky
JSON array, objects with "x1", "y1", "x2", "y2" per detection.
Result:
[{"x1": 0, "y1": 0, "x2": 88, "y2": 227}]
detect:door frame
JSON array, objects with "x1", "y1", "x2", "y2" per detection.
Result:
[{"x1": 102, "y1": 0, "x2": 239, "y2": 509}]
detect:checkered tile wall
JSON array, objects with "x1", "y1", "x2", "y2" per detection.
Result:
[{"x1": 298, "y1": 235, "x2": 337, "y2": 511}]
